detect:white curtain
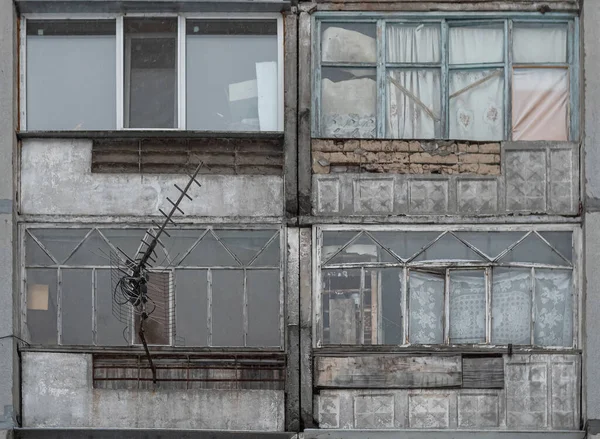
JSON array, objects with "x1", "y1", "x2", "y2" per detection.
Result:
[
  {"x1": 386, "y1": 25, "x2": 441, "y2": 139},
  {"x1": 449, "y1": 70, "x2": 504, "y2": 141},
  {"x1": 534, "y1": 270, "x2": 572, "y2": 346},
  {"x1": 492, "y1": 269, "x2": 532, "y2": 344},
  {"x1": 409, "y1": 271, "x2": 444, "y2": 344},
  {"x1": 449, "y1": 26, "x2": 504, "y2": 65},
  {"x1": 514, "y1": 25, "x2": 567, "y2": 63},
  {"x1": 449, "y1": 271, "x2": 486, "y2": 343}
]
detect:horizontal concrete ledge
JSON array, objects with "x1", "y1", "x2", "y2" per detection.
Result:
[
  {"x1": 303, "y1": 430, "x2": 585, "y2": 439},
  {"x1": 15, "y1": 430, "x2": 295, "y2": 439},
  {"x1": 17, "y1": 131, "x2": 284, "y2": 140},
  {"x1": 298, "y1": 215, "x2": 582, "y2": 225},
  {"x1": 16, "y1": 0, "x2": 291, "y2": 13}
]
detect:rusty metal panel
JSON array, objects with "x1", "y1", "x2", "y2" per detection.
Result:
[{"x1": 315, "y1": 355, "x2": 462, "y2": 388}]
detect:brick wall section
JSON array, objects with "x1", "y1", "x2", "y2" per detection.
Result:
[{"x1": 312, "y1": 139, "x2": 501, "y2": 176}]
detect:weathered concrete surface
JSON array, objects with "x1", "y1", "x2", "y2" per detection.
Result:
[
  {"x1": 303, "y1": 430, "x2": 585, "y2": 439},
  {"x1": 585, "y1": 213, "x2": 600, "y2": 421},
  {"x1": 15, "y1": 431, "x2": 294, "y2": 439},
  {"x1": 585, "y1": 0, "x2": 600, "y2": 210},
  {"x1": 22, "y1": 352, "x2": 285, "y2": 430},
  {"x1": 20, "y1": 139, "x2": 284, "y2": 217}
]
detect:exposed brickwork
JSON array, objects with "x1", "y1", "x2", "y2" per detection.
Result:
[{"x1": 312, "y1": 139, "x2": 501, "y2": 176}]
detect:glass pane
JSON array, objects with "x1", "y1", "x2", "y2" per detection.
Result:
[
  {"x1": 251, "y1": 233, "x2": 281, "y2": 267},
  {"x1": 449, "y1": 270, "x2": 486, "y2": 344},
  {"x1": 512, "y1": 68, "x2": 569, "y2": 141},
  {"x1": 449, "y1": 69, "x2": 504, "y2": 141},
  {"x1": 322, "y1": 23, "x2": 376, "y2": 63},
  {"x1": 217, "y1": 230, "x2": 279, "y2": 265},
  {"x1": 513, "y1": 23, "x2": 567, "y2": 63},
  {"x1": 26, "y1": 269, "x2": 58, "y2": 345},
  {"x1": 326, "y1": 233, "x2": 397, "y2": 265},
  {"x1": 26, "y1": 233, "x2": 55, "y2": 266},
  {"x1": 454, "y1": 231, "x2": 526, "y2": 260},
  {"x1": 175, "y1": 270, "x2": 208, "y2": 346},
  {"x1": 498, "y1": 233, "x2": 569, "y2": 266},
  {"x1": 379, "y1": 268, "x2": 403, "y2": 345},
  {"x1": 66, "y1": 229, "x2": 113, "y2": 266},
  {"x1": 211, "y1": 269, "x2": 244, "y2": 346},
  {"x1": 371, "y1": 231, "x2": 442, "y2": 260},
  {"x1": 161, "y1": 229, "x2": 203, "y2": 265},
  {"x1": 61, "y1": 269, "x2": 93, "y2": 345},
  {"x1": 409, "y1": 270, "x2": 444, "y2": 344},
  {"x1": 96, "y1": 269, "x2": 129, "y2": 345},
  {"x1": 180, "y1": 232, "x2": 238, "y2": 267},
  {"x1": 124, "y1": 18, "x2": 177, "y2": 128},
  {"x1": 100, "y1": 229, "x2": 147, "y2": 263},
  {"x1": 534, "y1": 269, "x2": 572, "y2": 346},
  {"x1": 27, "y1": 228, "x2": 90, "y2": 265},
  {"x1": 414, "y1": 233, "x2": 485, "y2": 262},
  {"x1": 539, "y1": 232, "x2": 573, "y2": 263},
  {"x1": 322, "y1": 231, "x2": 361, "y2": 262},
  {"x1": 387, "y1": 24, "x2": 441, "y2": 63},
  {"x1": 322, "y1": 67, "x2": 377, "y2": 138},
  {"x1": 26, "y1": 20, "x2": 116, "y2": 130},
  {"x1": 449, "y1": 24, "x2": 504, "y2": 64},
  {"x1": 134, "y1": 271, "x2": 171, "y2": 345},
  {"x1": 387, "y1": 69, "x2": 441, "y2": 139},
  {"x1": 247, "y1": 270, "x2": 281, "y2": 346},
  {"x1": 321, "y1": 269, "x2": 361, "y2": 344},
  {"x1": 187, "y1": 20, "x2": 278, "y2": 131},
  {"x1": 492, "y1": 268, "x2": 531, "y2": 344}
]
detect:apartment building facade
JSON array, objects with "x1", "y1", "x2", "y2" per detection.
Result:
[{"x1": 0, "y1": 0, "x2": 597, "y2": 438}]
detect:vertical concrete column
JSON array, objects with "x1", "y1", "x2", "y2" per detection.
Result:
[
  {"x1": 284, "y1": 11, "x2": 299, "y2": 219},
  {"x1": 286, "y1": 228, "x2": 301, "y2": 431},
  {"x1": 0, "y1": 0, "x2": 17, "y2": 432},
  {"x1": 299, "y1": 227, "x2": 313, "y2": 428},
  {"x1": 585, "y1": 0, "x2": 600, "y2": 434}
]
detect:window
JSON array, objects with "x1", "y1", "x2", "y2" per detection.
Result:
[
  {"x1": 316, "y1": 228, "x2": 577, "y2": 348},
  {"x1": 23, "y1": 226, "x2": 283, "y2": 348},
  {"x1": 314, "y1": 15, "x2": 578, "y2": 141},
  {"x1": 22, "y1": 15, "x2": 283, "y2": 131}
]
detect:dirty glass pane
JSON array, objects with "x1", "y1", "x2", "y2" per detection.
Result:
[
  {"x1": 322, "y1": 67, "x2": 377, "y2": 138},
  {"x1": 512, "y1": 68, "x2": 569, "y2": 141},
  {"x1": 449, "y1": 270, "x2": 486, "y2": 344},
  {"x1": 539, "y1": 232, "x2": 573, "y2": 263},
  {"x1": 371, "y1": 231, "x2": 441, "y2": 261},
  {"x1": 247, "y1": 270, "x2": 281, "y2": 346},
  {"x1": 217, "y1": 230, "x2": 279, "y2": 266},
  {"x1": 387, "y1": 69, "x2": 441, "y2": 139},
  {"x1": 325, "y1": 233, "x2": 397, "y2": 265},
  {"x1": 449, "y1": 69, "x2": 504, "y2": 141},
  {"x1": 180, "y1": 232, "x2": 238, "y2": 267},
  {"x1": 322, "y1": 23, "x2": 376, "y2": 63},
  {"x1": 387, "y1": 24, "x2": 441, "y2": 63},
  {"x1": 321, "y1": 269, "x2": 361, "y2": 344},
  {"x1": 453, "y1": 231, "x2": 526, "y2": 260},
  {"x1": 498, "y1": 232, "x2": 569, "y2": 266},
  {"x1": 61, "y1": 269, "x2": 93, "y2": 345},
  {"x1": 65, "y1": 229, "x2": 113, "y2": 266},
  {"x1": 513, "y1": 23, "x2": 567, "y2": 63},
  {"x1": 134, "y1": 271, "x2": 171, "y2": 345},
  {"x1": 100, "y1": 228, "x2": 147, "y2": 262},
  {"x1": 379, "y1": 268, "x2": 403, "y2": 345},
  {"x1": 534, "y1": 269, "x2": 572, "y2": 346},
  {"x1": 175, "y1": 270, "x2": 208, "y2": 346},
  {"x1": 187, "y1": 20, "x2": 278, "y2": 131},
  {"x1": 96, "y1": 269, "x2": 129, "y2": 345},
  {"x1": 414, "y1": 233, "x2": 485, "y2": 262},
  {"x1": 251, "y1": 232, "x2": 281, "y2": 267},
  {"x1": 26, "y1": 269, "x2": 58, "y2": 345},
  {"x1": 26, "y1": 20, "x2": 116, "y2": 130},
  {"x1": 211, "y1": 269, "x2": 244, "y2": 346},
  {"x1": 492, "y1": 268, "x2": 531, "y2": 344},
  {"x1": 409, "y1": 270, "x2": 444, "y2": 344},
  {"x1": 26, "y1": 233, "x2": 55, "y2": 266},
  {"x1": 449, "y1": 24, "x2": 503, "y2": 64},
  {"x1": 124, "y1": 18, "x2": 177, "y2": 128},
  {"x1": 27, "y1": 228, "x2": 90, "y2": 265}
]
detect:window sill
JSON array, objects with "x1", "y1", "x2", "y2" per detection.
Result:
[
  {"x1": 17, "y1": 130, "x2": 284, "y2": 140},
  {"x1": 313, "y1": 344, "x2": 581, "y2": 355},
  {"x1": 19, "y1": 345, "x2": 286, "y2": 356}
]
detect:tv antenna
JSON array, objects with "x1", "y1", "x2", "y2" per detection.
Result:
[{"x1": 110, "y1": 163, "x2": 203, "y2": 384}]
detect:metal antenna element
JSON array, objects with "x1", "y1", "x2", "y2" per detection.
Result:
[{"x1": 111, "y1": 162, "x2": 203, "y2": 384}]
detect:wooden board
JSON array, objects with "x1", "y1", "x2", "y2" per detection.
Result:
[
  {"x1": 462, "y1": 356, "x2": 504, "y2": 389},
  {"x1": 315, "y1": 355, "x2": 462, "y2": 389}
]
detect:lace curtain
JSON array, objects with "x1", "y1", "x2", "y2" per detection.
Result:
[
  {"x1": 534, "y1": 269, "x2": 572, "y2": 346},
  {"x1": 409, "y1": 271, "x2": 444, "y2": 344},
  {"x1": 449, "y1": 271, "x2": 486, "y2": 343}
]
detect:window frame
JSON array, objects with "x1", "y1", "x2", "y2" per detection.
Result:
[
  {"x1": 20, "y1": 223, "x2": 286, "y2": 350},
  {"x1": 313, "y1": 224, "x2": 582, "y2": 350},
  {"x1": 19, "y1": 13, "x2": 285, "y2": 132},
  {"x1": 312, "y1": 12, "x2": 580, "y2": 142}
]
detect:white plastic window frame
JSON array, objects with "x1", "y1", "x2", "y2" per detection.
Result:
[
  {"x1": 312, "y1": 12, "x2": 580, "y2": 142},
  {"x1": 20, "y1": 223, "x2": 286, "y2": 349},
  {"x1": 312, "y1": 224, "x2": 582, "y2": 350},
  {"x1": 19, "y1": 13, "x2": 285, "y2": 132}
]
